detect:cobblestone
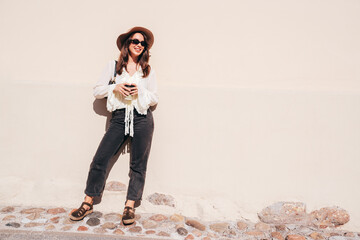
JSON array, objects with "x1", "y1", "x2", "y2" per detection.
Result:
[{"x1": 0, "y1": 203, "x2": 358, "y2": 240}]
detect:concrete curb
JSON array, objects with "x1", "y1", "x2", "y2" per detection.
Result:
[{"x1": 0, "y1": 229, "x2": 170, "y2": 240}]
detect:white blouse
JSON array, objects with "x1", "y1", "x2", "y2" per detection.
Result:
[{"x1": 93, "y1": 60, "x2": 159, "y2": 136}]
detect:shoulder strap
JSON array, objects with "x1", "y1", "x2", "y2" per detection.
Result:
[
  {"x1": 113, "y1": 60, "x2": 117, "y2": 78},
  {"x1": 109, "y1": 60, "x2": 117, "y2": 85}
]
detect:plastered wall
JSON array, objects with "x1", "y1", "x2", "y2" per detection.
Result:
[{"x1": 0, "y1": 0, "x2": 359, "y2": 231}]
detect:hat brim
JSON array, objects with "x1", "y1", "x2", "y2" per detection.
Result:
[{"x1": 116, "y1": 26, "x2": 154, "y2": 51}]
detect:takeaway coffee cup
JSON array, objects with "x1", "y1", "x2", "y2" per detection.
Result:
[{"x1": 124, "y1": 84, "x2": 134, "y2": 101}]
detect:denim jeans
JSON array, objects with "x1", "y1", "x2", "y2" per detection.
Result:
[{"x1": 84, "y1": 108, "x2": 154, "y2": 201}]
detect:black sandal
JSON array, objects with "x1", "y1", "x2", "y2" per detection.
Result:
[
  {"x1": 122, "y1": 206, "x2": 135, "y2": 225},
  {"x1": 69, "y1": 201, "x2": 93, "y2": 221}
]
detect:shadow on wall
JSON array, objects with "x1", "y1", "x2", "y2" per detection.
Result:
[
  {"x1": 90, "y1": 98, "x2": 158, "y2": 208},
  {"x1": 93, "y1": 98, "x2": 112, "y2": 132}
]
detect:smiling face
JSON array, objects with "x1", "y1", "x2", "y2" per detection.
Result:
[{"x1": 128, "y1": 32, "x2": 146, "y2": 58}]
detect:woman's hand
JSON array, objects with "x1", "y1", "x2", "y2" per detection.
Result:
[
  {"x1": 129, "y1": 83, "x2": 138, "y2": 96},
  {"x1": 113, "y1": 83, "x2": 132, "y2": 97}
]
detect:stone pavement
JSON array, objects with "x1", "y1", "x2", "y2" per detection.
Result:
[
  {"x1": 1, "y1": 203, "x2": 359, "y2": 240},
  {"x1": 0, "y1": 229, "x2": 161, "y2": 240}
]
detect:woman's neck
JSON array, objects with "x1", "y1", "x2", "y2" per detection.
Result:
[{"x1": 128, "y1": 53, "x2": 139, "y2": 64}]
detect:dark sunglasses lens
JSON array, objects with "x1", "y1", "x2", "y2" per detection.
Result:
[
  {"x1": 131, "y1": 39, "x2": 140, "y2": 45},
  {"x1": 130, "y1": 39, "x2": 147, "y2": 47}
]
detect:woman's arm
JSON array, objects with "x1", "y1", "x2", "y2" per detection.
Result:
[
  {"x1": 93, "y1": 60, "x2": 114, "y2": 99},
  {"x1": 136, "y1": 69, "x2": 159, "y2": 109}
]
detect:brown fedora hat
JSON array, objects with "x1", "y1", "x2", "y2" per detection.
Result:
[{"x1": 116, "y1": 26, "x2": 154, "y2": 51}]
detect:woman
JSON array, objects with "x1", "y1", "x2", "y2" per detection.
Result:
[{"x1": 70, "y1": 26, "x2": 158, "y2": 225}]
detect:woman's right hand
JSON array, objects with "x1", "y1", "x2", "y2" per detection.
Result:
[{"x1": 113, "y1": 83, "x2": 132, "y2": 97}]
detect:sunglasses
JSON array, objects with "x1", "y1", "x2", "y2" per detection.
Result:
[{"x1": 129, "y1": 39, "x2": 147, "y2": 47}]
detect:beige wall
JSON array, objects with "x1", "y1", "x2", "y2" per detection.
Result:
[{"x1": 1, "y1": 0, "x2": 359, "y2": 231}]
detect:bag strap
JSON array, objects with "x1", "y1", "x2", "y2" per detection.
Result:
[{"x1": 109, "y1": 60, "x2": 117, "y2": 85}]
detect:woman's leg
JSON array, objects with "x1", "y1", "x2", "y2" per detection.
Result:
[
  {"x1": 71, "y1": 110, "x2": 128, "y2": 220},
  {"x1": 126, "y1": 109, "x2": 154, "y2": 203},
  {"x1": 121, "y1": 109, "x2": 154, "y2": 224},
  {"x1": 84, "y1": 109, "x2": 128, "y2": 197}
]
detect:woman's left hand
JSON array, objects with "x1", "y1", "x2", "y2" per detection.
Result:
[{"x1": 130, "y1": 83, "x2": 138, "y2": 95}]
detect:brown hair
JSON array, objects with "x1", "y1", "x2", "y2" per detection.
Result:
[{"x1": 116, "y1": 31, "x2": 151, "y2": 78}]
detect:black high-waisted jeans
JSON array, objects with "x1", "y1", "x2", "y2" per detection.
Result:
[{"x1": 84, "y1": 108, "x2": 154, "y2": 201}]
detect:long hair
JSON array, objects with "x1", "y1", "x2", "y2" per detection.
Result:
[{"x1": 116, "y1": 31, "x2": 151, "y2": 78}]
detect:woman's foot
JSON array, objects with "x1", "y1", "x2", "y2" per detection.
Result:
[
  {"x1": 69, "y1": 196, "x2": 94, "y2": 221},
  {"x1": 122, "y1": 200, "x2": 135, "y2": 225},
  {"x1": 122, "y1": 206, "x2": 135, "y2": 225}
]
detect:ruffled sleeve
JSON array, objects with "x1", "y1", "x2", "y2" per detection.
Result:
[
  {"x1": 136, "y1": 69, "x2": 159, "y2": 112},
  {"x1": 93, "y1": 60, "x2": 115, "y2": 99},
  {"x1": 106, "y1": 84, "x2": 123, "y2": 112}
]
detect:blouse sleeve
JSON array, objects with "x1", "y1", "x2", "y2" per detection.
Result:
[
  {"x1": 93, "y1": 60, "x2": 115, "y2": 99},
  {"x1": 137, "y1": 69, "x2": 159, "y2": 110}
]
